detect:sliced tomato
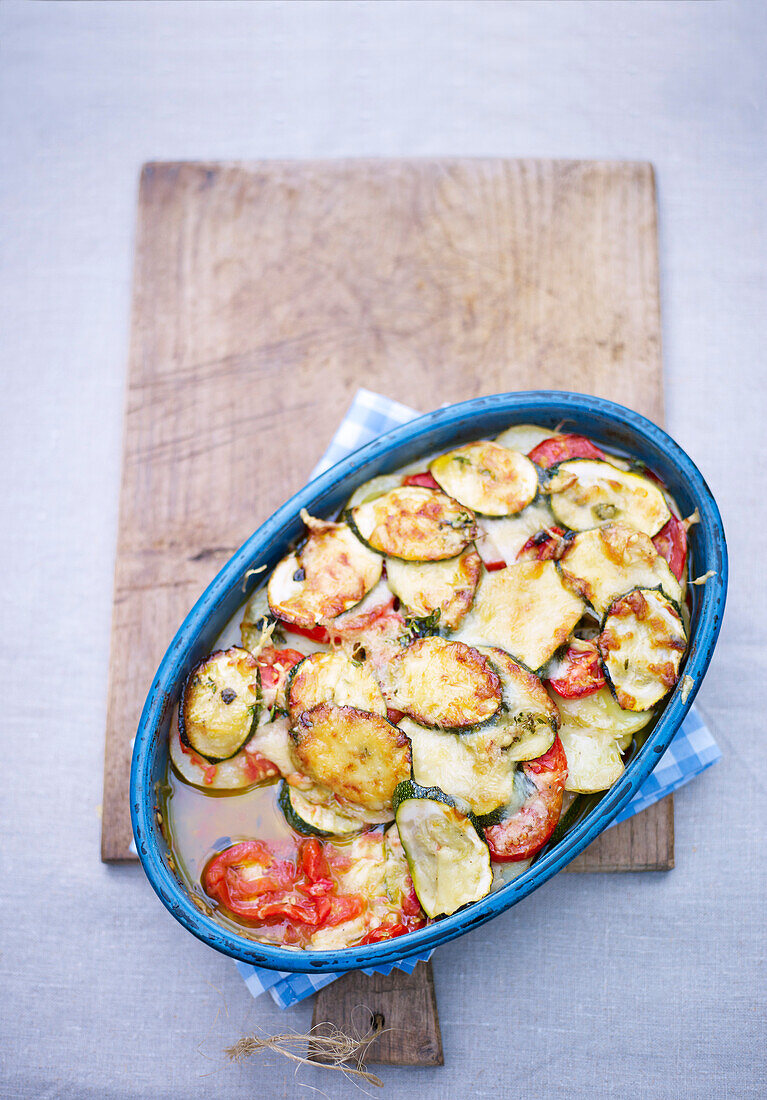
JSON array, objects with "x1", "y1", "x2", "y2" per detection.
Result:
[
  {"x1": 280, "y1": 621, "x2": 332, "y2": 644},
  {"x1": 653, "y1": 513, "x2": 687, "y2": 581},
  {"x1": 257, "y1": 646, "x2": 305, "y2": 690},
  {"x1": 386, "y1": 707, "x2": 406, "y2": 725},
  {"x1": 483, "y1": 736, "x2": 568, "y2": 862},
  {"x1": 403, "y1": 472, "x2": 440, "y2": 490},
  {"x1": 528, "y1": 434, "x2": 607, "y2": 468},
  {"x1": 517, "y1": 526, "x2": 565, "y2": 562},
  {"x1": 547, "y1": 643, "x2": 605, "y2": 698},
  {"x1": 360, "y1": 922, "x2": 410, "y2": 944},
  {"x1": 484, "y1": 559, "x2": 507, "y2": 572},
  {"x1": 242, "y1": 750, "x2": 281, "y2": 784}
]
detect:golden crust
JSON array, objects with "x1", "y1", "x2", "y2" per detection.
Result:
[
  {"x1": 351, "y1": 486, "x2": 477, "y2": 561},
  {"x1": 385, "y1": 546, "x2": 482, "y2": 630},
  {"x1": 290, "y1": 704, "x2": 411, "y2": 811},
  {"x1": 386, "y1": 637, "x2": 503, "y2": 729},
  {"x1": 267, "y1": 522, "x2": 382, "y2": 628},
  {"x1": 429, "y1": 441, "x2": 538, "y2": 516}
]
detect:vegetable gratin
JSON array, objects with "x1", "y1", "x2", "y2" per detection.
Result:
[{"x1": 164, "y1": 423, "x2": 695, "y2": 951}]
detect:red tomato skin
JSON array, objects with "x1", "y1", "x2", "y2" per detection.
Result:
[
  {"x1": 547, "y1": 644, "x2": 606, "y2": 699},
  {"x1": 257, "y1": 646, "x2": 305, "y2": 689},
  {"x1": 484, "y1": 559, "x2": 507, "y2": 572},
  {"x1": 517, "y1": 526, "x2": 566, "y2": 562},
  {"x1": 484, "y1": 736, "x2": 568, "y2": 862},
  {"x1": 403, "y1": 472, "x2": 441, "y2": 490},
  {"x1": 653, "y1": 514, "x2": 688, "y2": 581},
  {"x1": 386, "y1": 707, "x2": 406, "y2": 725},
  {"x1": 528, "y1": 434, "x2": 607, "y2": 468},
  {"x1": 281, "y1": 621, "x2": 332, "y2": 644},
  {"x1": 243, "y1": 750, "x2": 281, "y2": 783}
]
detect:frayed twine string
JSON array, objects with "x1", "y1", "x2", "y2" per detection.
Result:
[{"x1": 225, "y1": 1018, "x2": 387, "y2": 1089}]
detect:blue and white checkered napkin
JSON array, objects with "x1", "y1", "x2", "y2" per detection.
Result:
[{"x1": 239, "y1": 388, "x2": 722, "y2": 1009}]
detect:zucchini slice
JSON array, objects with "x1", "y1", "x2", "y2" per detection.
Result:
[
  {"x1": 169, "y1": 720, "x2": 279, "y2": 790},
  {"x1": 179, "y1": 647, "x2": 261, "y2": 763},
  {"x1": 476, "y1": 647, "x2": 558, "y2": 762},
  {"x1": 476, "y1": 498, "x2": 557, "y2": 567},
  {"x1": 267, "y1": 521, "x2": 382, "y2": 628},
  {"x1": 552, "y1": 685, "x2": 653, "y2": 748},
  {"x1": 559, "y1": 522, "x2": 682, "y2": 616},
  {"x1": 494, "y1": 423, "x2": 561, "y2": 454},
  {"x1": 455, "y1": 561, "x2": 585, "y2": 671},
  {"x1": 290, "y1": 703, "x2": 411, "y2": 811},
  {"x1": 345, "y1": 472, "x2": 405, "y2": 510},
  {"x1": 286, "y1": 650, "x2": 386, "y2": 723},
  {"x1": 429, "y1": 441, "x2": 538, "y2": 517},
  {"x1": 598, "y1": 588, "x2": 687, "y2": 711},
  {"x1": 558, "y1": 723, "x2": 626, "y2": 793},
  {"x1": 392, "y1": 780, "x2": 492, "y2": 917},
  {"x1": 399, "y1": 717, "x2": 517, "y2": 817},
  {"x1": 385, "y1": 637, "x2": 503, "y2": 730},
  {"x1": 278, "y1": 782, "x2": 368, "y2": 837},
  {"x1": 547, "y1": 459, "x2": 671, "y2": 537},
  {"x1": 348, "y1": 486, "x2": 477, "y2": 561},
  {"x1": 385, "y1": 546, "x2": 482, "y2": 630}
]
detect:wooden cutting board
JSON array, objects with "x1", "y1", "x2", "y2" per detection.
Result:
[{"x1": 102, "y1": 158, "x2": 672, "y2": 1062}]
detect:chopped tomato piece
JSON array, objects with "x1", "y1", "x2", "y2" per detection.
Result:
[
  {"x1": 547, "y1": 643, "x2": 605, "y2": 698},
  {"x1": 360, "y1": 922, "x2": 410, "y2": 944},
  {"x1": 257, "y1": 646, "x2": 305, "y2": 690},
  {"x1": 203, "y1": 838, "x2": 368, "y2": 940},
  {"x1": 280, "y1": 621, "x2": 332, "y2": 644},
  {"x1": 386, "y1": 707, "x2": 406, "y2": 725},
  {"x1": 528, "y1": 434, "x2": 607, "y2": 468},
  {"x1": 484, "y1": 736, "x2": 568, "y2": 862},
  {"x1": 653, "y1": 513, "x2": 687, "y2": 581},
  {"x1": 403, "y1": 472, "x2": 440, "y2": 490},
  {"x1": 517, "y1": 526, "x2": 565, "y2": 562},
  {"x1": 484, "y1": 558, "x2": 507, "y2": 572},
  {"x1": 243, "y1": 750, "x2": 281, "y2": 783}
]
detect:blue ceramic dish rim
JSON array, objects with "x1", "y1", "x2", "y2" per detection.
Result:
[{"x1": 131, "y1": 390, "x2": 728, "y2": 974}]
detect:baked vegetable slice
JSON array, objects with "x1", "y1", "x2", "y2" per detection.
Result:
[
  {"x1": 557, "y1": 722, "x2": 626, "y2": 794},
  {"x1": 494, "y1": 423, "x2": 561, "y2": 454},
  {"x1": 278, "y1": 782, "x2": 368, "y2": 837},
  {"x1": 290, "y1": 703, "x2": 411, "y2": 811},
  {"x1": 392, "y1": 780, "x2": 492, "y2": 917},
  {"x1": 267, "y1": 519, "x2": 382, "y2": 628},
  {"x1": 286, "y1": 650, "x2": 387, "y2": 723},
  {"x1": 169, "y1": 720, "x2": 279, "y2": 790},
  {"x1": 559, "y1": 522, "x2": 682, "y2": 616},
  {"x1": 179, "y1": 647, "x2": 261, "y2": 763},
  {"x1": 476, "y1": 646, "x2": 559, "y2": 762},
  {"x1": 429, "y1": 441, "x2": 538, "y2": 517},
  {"x1": 385, "y1": 637, "x2": 503, "y2": 730},
  {"x1": 598, "y1": 588, "x2": 687, "y2": 711},
  {"x1": 475, "y1": 498, "x2": 557, "y2": 569},
  {"x1": 385, "y1": 546, "x2": 482, "y2": 630},
  {"x1": 552, "y1": 684, "x2": 653, "y2": 746},
  {"x1": 456, "y1": 560, "x2": 585, "y2": 671},
  {"x1": 399, "y1": 717, "x2": 517, "y2": 816},
  {"x1": 481, "y1": 736, "x2": 568, "y2": 861},
  {"x1": 547, "y1": 459, "x2": 671, "y2": 537},
  {"x1": 347, "y1": 485, "x2": 477, "y2": 561}
]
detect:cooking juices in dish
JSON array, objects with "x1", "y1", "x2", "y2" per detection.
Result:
[{"x1": 163, "y1": 423, "x2": 693, "y2": 950}]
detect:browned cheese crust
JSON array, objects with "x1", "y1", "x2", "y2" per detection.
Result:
[{"x1": 290, "y1": 704, "x2": 412, "y2": 811}]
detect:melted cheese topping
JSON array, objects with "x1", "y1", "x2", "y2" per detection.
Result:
[
  {"x1": 548, "y1": 460, "x2": 671, "y2": 537},
  {"x1": 386, "y1": 637, "x2": 503, "y2": 729},
  {"x1": 560, "y1": 522, "x2": 682, "y2": 616},
  {"x1": 291, "y1": 704, "x2": 411, "y2": 811},
  {"x1": 456, "y1": 561, "x2": 585, "y2": 670},
  {"x1": 599, "y1": 588, "x2": 687, "y2": 711},
  {"x1": 287, "y1": 650, "x2": 386, "y2": 722},
  {"x1": 350, "y1": 485, "x2": 477, "y2": 560},
  {"x1": 385, "y1": 546, "x2": 481, "y2": 629},
  {"x1": 267, "y1": 521, "x2": 382, "y2": 627},
  {"x1": 429, "y1": 441, "x2": 538, "y2": 517}
]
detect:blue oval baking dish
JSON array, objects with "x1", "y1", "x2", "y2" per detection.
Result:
[{"x1": 131, "y1": 391, "x2": 727, "y2": 973}]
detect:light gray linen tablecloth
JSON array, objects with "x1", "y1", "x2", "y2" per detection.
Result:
[{"x1": 1, "y1": 3, "x2": 764, "y2": 1097}]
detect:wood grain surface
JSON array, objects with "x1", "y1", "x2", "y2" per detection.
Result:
[
  {"x1": 102, "y1": 158, "x2": 671, "y2": 1064},
  {"x1": 311, "y1": 963, "x2": 443, "y2": 1067}
]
